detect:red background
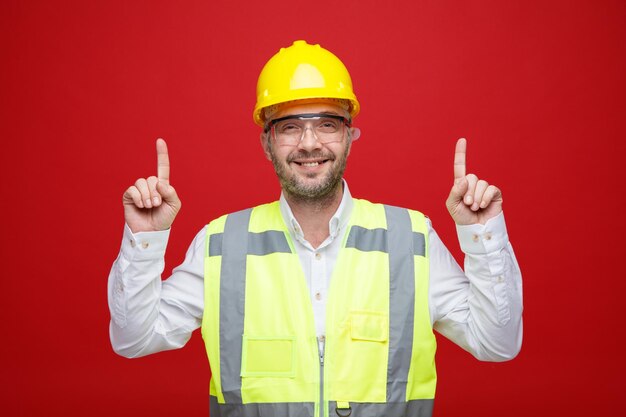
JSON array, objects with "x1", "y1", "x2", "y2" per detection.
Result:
[{"x1": 1, "y1": 0, "x2": 625, "y2": 415}]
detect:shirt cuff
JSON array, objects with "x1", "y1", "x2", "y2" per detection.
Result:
[
  {"x1": 456, "y1": 211, "x2": 509, "y2": 255},
  {"x1": 120, "y1": 223, "x2": 171, "y2": 261}
]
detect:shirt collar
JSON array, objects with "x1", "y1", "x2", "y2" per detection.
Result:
[{"x1": 279, "y1": 179, "x2": 354, "y2": 241}]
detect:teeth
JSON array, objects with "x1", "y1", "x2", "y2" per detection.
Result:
[{"x1": 301, "y1": 162, "x2": 319, "y2": 167}]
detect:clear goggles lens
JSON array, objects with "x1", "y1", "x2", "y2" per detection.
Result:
[{"x1": 266, "y1": 113, "x2": 350, "y2": 146}]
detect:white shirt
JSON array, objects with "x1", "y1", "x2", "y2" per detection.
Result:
[{"x1": 108, "y1": 182, "x2": 523, "y2": 361}]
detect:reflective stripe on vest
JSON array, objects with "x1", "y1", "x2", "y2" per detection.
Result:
[
  {"x1": 208, "y1": 396, "x2": 434, "y2": 417},
  {"x1": 201, "y1": 200, "x2": 436, "y2": 417}
]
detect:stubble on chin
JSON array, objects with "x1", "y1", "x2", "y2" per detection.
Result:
[{"x1": 269, "y1": 145, "x2": 349, "y2": 206}]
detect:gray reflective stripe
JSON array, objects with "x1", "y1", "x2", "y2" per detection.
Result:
[
  {"x1": 219, "y1": 208, "x2": 252, "y2": 403},
  {"x1": 384, "y1": 205, "x2": 415, "y2": 403},
  {"x1": 413, "y1": 232, "x2": 425, "y2": 257},
  {"x1": 210, "y1": 396, "x2": 315, "y2": 417},
  {"x1": 345, "y1": 227, "x2": 424, "y2": 256},
  {"x1": 209, "y1": 397, "x2": 432, "y2": 417},
  {"x1": 330, "y1": 400, "x2": 434, "y2": 417},
  {"x1": 209, "y1": 231, "x2": 291, "y2": 257},
  {"x1": 209, "y1": 233, "x2": 223, "y2": 257},
  {"x1": 346, "y1": 226, "x2": 387, "y2": 252},
  {"x1": 248, "y1": 231, "x2": 291, "y2": 255}
]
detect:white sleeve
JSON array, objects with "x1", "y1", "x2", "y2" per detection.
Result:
[
  {"x1": 428, "y1": 212, "x2": 523, "y2": 361},
  {"x1": 108, "y1": 224, "x2": 206, "y2": 358}
]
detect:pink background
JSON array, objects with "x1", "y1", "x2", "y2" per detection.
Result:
[{"x1": 1, "y1": 0, "x2": 624, "y2": 415}]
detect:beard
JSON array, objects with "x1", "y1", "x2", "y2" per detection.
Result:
[{"x1": 269, "y1": 144, "x2": 350, "y2": 204}]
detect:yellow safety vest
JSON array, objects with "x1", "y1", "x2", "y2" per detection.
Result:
[{"x1": 201, "y1": 199, "x2": 437, "y2": 417}]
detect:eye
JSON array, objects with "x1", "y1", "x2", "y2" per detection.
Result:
[
  {"x1": 317, "y1": 118, "x2": 341, "y2": 133},
  {"x1": 276, "y1": 122, "x2": 302, "y2": 134}
]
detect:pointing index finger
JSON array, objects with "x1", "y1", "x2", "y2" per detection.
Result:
[
  {"x1": 156, "y1": 138, "x2": 170, "y2": 185},
  {"x1": 454, "y1": 138, "x2": 467, "y2": 179}
]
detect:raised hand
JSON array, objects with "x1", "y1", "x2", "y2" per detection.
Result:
[
  {"x1": 446, "y1": 138, "x2": 502, "y2": 225},
  {"x1": 122, "y1": 138, "x2": 181, "y2": 233}
]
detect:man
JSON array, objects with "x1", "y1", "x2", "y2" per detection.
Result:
[{"x1": 109, "y1": 40, "x2": 522, "y2": 417}]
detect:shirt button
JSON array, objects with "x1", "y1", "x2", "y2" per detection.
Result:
[
  {"x1": 315, "y1": 253, "x2": 321, "y2": 260},
  {"x1": 141, "y1": 242, "x2": 149, "y2": 249},
  {"x1": 315, "y1": 292, "x2": 322, "y2": 301},
  {"x1": 497, "y1": 275, "x2": 504, "y2": 283},
  {"x1": 472, "y1": 234, "x2": 479, "y2": 242},
  {"x1": 484, "y1": 233, "x2": 492, "y2": 241},
  {"x1": 319, "y1": 335, "x2": 326, "y2": 342},
  {"x1": 130, "y1": 239, "x2": 136, "y2": 248}
]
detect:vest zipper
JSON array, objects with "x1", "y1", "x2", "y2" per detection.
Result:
[{"x1": 318, "y1": 337, "x2": 325, "y2": 417}]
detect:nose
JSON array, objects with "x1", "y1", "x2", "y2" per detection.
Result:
[{"x1": 297, "y1": 126, "x2": 323, "y2": 151}]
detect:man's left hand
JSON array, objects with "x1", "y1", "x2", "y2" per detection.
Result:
[{"x1": 446, "y1": 138, "x2": 503, "y2": 225}]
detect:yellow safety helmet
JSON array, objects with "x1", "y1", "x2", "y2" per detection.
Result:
[{"x1": 253, "y1": 40, "x2": 360, "y2": 127}]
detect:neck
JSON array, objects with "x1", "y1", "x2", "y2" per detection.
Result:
[{"x1": 284, "y1": 182, "x2": 344, "y2": 248}]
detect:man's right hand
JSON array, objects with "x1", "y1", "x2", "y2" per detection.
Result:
[{"x1": 122, "y1": 138, "x2": 181, "y2": 233}]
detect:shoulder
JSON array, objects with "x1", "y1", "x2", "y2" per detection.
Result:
[
  {"x1": 205, "y1": 201, "x2": 280, "y2": 234},
  {"x1": 352, "y1": 198, "x2": 429, "y2": 232},
  {"x1": 352, "y1": 198, "x2": 427, "y2": 218}
]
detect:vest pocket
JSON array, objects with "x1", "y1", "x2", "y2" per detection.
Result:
[
  {"x1": 240, "y1": 336, "x2": 296, "y2": 377},
  {"x1": 350, "y1": 311, "x2": 388, "y2": 342},
  {"x1": 332, "y1": 311, "x2": 389, "y2": 401}
]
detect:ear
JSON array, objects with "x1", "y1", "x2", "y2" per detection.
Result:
[
  {"x1": 260, "y1": 131, "x2": 272, "y2": 161},
  {"x1": 350, "y1": 127, "x2": 361, "y2": 141}
]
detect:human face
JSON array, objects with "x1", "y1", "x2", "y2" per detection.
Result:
[{"x1": 262, "y1": 102, "x2": 353, "y2": 201}]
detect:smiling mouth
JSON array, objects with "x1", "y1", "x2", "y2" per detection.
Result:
[{"x1": 292, "y1": 159, "x2": 329, "y2": 167}]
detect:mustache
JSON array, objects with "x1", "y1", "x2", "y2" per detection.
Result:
[{"x1": 287, "y1": 150, "x2": 335, "y2": 163}]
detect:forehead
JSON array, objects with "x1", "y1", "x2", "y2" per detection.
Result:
[{"x1": 271, "y1": 101, "x2": 347, "y2": 120}]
